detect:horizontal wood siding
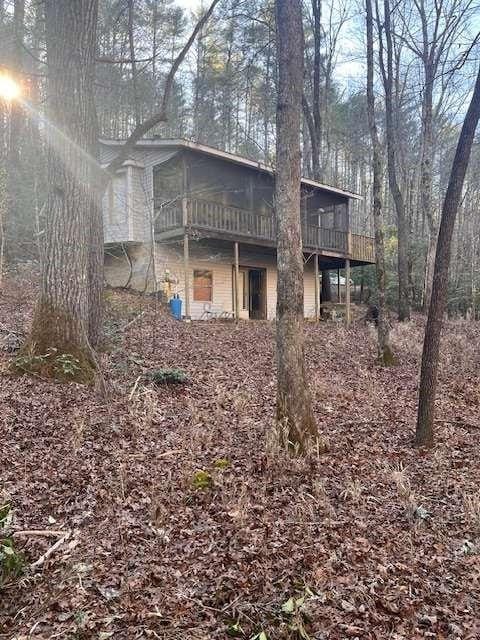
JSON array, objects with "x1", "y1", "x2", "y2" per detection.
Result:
[{"x1": 104, "y1": 240, "x2": 319, "y2": 321}]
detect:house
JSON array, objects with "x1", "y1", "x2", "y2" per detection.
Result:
[{"x1": 101, "y1": 138, "x2": 375, "y2": 321}]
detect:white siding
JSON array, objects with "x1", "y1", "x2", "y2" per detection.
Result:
[
  {"x1": 104, "y1": 239, "x2": 318, "y2": 321},
  {"x1": 103, "y1": 172, "x2": 128, "y2": 244},
  {"x1": 101, "y1": 145, "x2": 180, "y2": 244},
  {"x1": 129, "y1": 165, "x2": 151, "y2": 242},
  {"x1": 100, "y1": 144, "x2": 319, "y2": 320}
]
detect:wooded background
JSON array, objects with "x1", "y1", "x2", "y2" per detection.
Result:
[{"x1": 0, "y1": 0, "x2": 479, "y2": 317}]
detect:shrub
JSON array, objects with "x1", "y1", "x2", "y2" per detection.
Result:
[
  {"x1": 148, "y1": 368, "x2": 187, "y2": 385},
  {"x1": 192, "y1": 470, "x2": 212, "y2": 490},
  {"x1": 213, "y1": 458, "x2": 230, "y2": 470}
]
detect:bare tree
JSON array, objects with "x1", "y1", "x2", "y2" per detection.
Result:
[
  {"x1": 275, "y1": 0, "x2": 318, "y2": 454},
  {"x1": 24, "y1": 0, "x2": 221, "y2": 381},
  {"x1": 25, "y1": 0, "x2": 100, "y2": 381},
  {"x1": 302, "y1": 0, "x2": 323, "y2": 182},
  {"x1": 105, "y1": 0, "x2": 221, "y2": 176},
  {"x1": 8, "y1": 0, "x2": 24, "y2": 169},
  {"x1": 399, "y1": 0, "x2": 474, "y2": 311},
  {"x1": 377, "y1": 0, "x2": 411, "y2": 321},
  {"x1": 416, "y1": 63, "x2": 480, "y2": 447},
  {"x1": 366, "y1": 0, "x2": 393, "y2": 365},
  {"x1": 127, "y1": 0, "x2": 141, "y2": 126}
]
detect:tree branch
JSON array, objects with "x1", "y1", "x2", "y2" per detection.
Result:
[{"x1": 105, "y1": 0, "x2": 221, "y2": 177}]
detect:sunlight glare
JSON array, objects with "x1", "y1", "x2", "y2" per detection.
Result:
[{"x1": 0, "y1": 74, "x2": 21, "y2": 101}]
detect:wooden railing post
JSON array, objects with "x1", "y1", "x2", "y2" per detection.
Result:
[
  {"x1": 182, "y1": 198, "x2": 190, "y2": 320},
  {"x1": 182, "y1": 197, "x2": 189, "y2": 226},
  {"x1": 234, "y1": 242, "x2": 240, "y2": 321},
  {"x1": 314, "y1": 253, "x2": 320, "y2": 322}
]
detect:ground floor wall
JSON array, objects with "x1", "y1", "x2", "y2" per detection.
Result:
[{"x1": 104, "y1": 239, "x2": 330, "y2": 320}]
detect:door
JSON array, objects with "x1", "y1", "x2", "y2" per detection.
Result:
[
  {"x1": 248, "y1": 269, "x2": 266, "y2": 319},
  {"x1": 232, "y1": 266, "x2": 267, "y2": 319}
]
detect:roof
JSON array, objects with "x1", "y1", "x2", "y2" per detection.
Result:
[{"x1": 100, "y1": 137, "x2": 362, "y2": 201}]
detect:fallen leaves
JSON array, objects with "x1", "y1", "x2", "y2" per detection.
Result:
[{"x1": 1, "y1": 277, "x2": 480, "y2": 639}]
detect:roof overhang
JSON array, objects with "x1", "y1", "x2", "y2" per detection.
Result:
[{"x1": 100, "y1": 138, "x2": 363, "y2": 201}]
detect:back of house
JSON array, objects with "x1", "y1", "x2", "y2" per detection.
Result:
[{"x1": 101, "y1": 138, "x2": 374, "y2": 320}]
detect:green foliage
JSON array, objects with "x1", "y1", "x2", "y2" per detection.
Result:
[
  {"x1": 0, "y1": 503, "x2": 25, "y2": 588},
  {"x1": 280, "y1": 587, "x2": 316, "y2": 640},
  {"x1": 0, "y1": 503, "x2": 11, "y2": 526},
  {"x1": 213, "y1": 458, "x2": 230, "y2": 469},
  {"x1": 13, "y1": 350, "x2": 50, "y2": 372},
  {"x1": 0, "y1": 538, "x2": 25, "y2": 585},
  {"x1": 148, "y1": 368, "x2": 187, "y2": 385},
  {"x1": 54, "y1": 353, "x2": 82, "y2": 377},
  {"x1": 226, "y1": 620, "x2": 244, "y2": 637},
  {"x1": 192, "y1": 470, "x2": 213, "y2": 490},
  {"x1": 13, "y1": 348, "x2": 83, "y2": 380}
]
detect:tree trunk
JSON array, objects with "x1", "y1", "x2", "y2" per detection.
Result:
[
  {"x1": 366, "y1": 0, "x2": 393, "y2": 365},
  {"x1": 422, "y1": 231, "x2": 437, "y2": 309},
  {"x1": 380, "y1": 0, "x2": 410, "y2": 321},
  {"x1": 88, "y1": 185, "x2": 104, "y2": 348},
  {"x1": 275, "y1": 0, "x2": 318, "y2": 454},
  {"x1": 127, "y1": 0, "x2": 140, "y2": 127},
  {"x1": 416, "y1": 64, "x2": 480, "y2": 447},
  {"x1": 302, "y1": 0, "x2": 324, "y2": 181},
  {"x1": 420, "y1": 70, "x2": 436, "y2": 311},
  {"x1": 25, "y1": 0, "x2": 100, "y2": 382},
  {"x1": 8, "y1": 0, "x2": 24, "y2": 168},
  {"x1": 0, "y1": 167, "x2": 6, "y2": 290}
]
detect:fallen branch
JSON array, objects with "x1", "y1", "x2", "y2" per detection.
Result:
[
  {"x1": 436, "y1": 418, "x2": 480, "y2": 430},
  {"x1": 129, "y1": 375, "x2": 142, "y2": 400},
  {"x1": 30, "y1": 530, "x2": 71, "y2": 569},
  {"x1": 122, "y1": 311, "x2": 146, "y2": 333},
  {"x1": 12, "y1": 529, "x2": 66, "y2": 538}
]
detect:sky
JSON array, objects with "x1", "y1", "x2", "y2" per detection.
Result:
[
  {"x1": 172, "y1": 0, "x2": 366, "y2": 90},
  {"x1": 174, "y1": 0, "x2": 203, "y2": 7}
]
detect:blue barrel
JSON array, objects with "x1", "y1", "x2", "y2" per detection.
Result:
[{"x1": 170, "y1": 296, "x2": 182, "y2": 320}]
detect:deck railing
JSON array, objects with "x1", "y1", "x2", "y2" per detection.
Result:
[
  {"x1": 190, "y1": 198, "x2": 275, "y2": 241},
  {"x1": 155, "y1": 198, "x2": 374, "y2": 263},
  {"x1": 154, "y1": 204, "x2": 183, "y2": 232},
  {"x1": 351, "y1": 234, "x2": 375, "y2": 263}
]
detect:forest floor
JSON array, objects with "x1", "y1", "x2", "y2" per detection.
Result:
[{"x1": 2, "y1": 271, "x2": 480, "y2": 640}]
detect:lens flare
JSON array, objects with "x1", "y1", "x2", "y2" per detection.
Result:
[{"x1": 0, "y1": 74, "x2": 21, "y2": 101}]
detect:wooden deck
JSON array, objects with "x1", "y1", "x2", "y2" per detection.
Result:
[{"x1": 155, "y1": 198, "x2": 375, "y2": 264}]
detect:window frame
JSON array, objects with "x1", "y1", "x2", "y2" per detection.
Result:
[{"x1": 193, "y1": 269, "x2": 213, "y2": 302}]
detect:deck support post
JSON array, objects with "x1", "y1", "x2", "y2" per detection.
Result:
[
  {"x1": 183, "y1": 233, "x2": 190, "y2": 320},
  {"x1": 234, "y1": 241, "x2": 240, "y2": 321},
  {"x1": 346, "y1": 229, "x2": 352, "y2": 327},
  {"x1": 337, "y1": 268, "x2": 341, "y2": 303},
  {"x1": 314, "y1": 253, "x2": 320, "y2": 322},
  {"x1": 345, "y1": 258, "x2": 351, "y2": 326},
  {"x1": 182, "y1": 197, "x2": 190, "y2": 320}
]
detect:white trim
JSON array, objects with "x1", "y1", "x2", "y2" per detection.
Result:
[{"x1": 126, "y1": 165, "x2": 134, "y2": 241}]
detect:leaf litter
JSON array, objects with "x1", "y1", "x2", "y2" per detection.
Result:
[{"x1": 1, "y1": 275, "x2": 480, "y2": 638}]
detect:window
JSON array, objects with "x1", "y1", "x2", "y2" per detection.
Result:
[{"x1": 193, "y1": 270, "x2": 213, "y2": 302}]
